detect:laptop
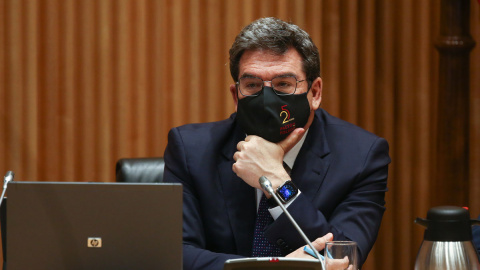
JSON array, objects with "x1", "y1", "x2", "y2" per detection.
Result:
[
  {"x1": 224, "y1": 257, "x2": 324, "y2": 270},
  {"x1": 5, "y1": 182, "x2": 182, "y2": 270}
]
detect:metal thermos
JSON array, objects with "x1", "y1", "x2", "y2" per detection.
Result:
[{"x1": 415, "y1": 206, "x2": 480, "y2": 270}]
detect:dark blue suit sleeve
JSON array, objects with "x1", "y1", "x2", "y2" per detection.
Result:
[
  {"x1": 473, "y1": 215, "x2": 480, "y2": 260},
  {"x1": 163, "y1": 128, "x2": 243, "y2": 270},
  {"x1": 265, "y1": 137, "x2": 390, "y2": 267}
]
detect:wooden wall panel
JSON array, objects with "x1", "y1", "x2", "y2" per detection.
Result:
[
  {"x1": 373, "y1": 2, "x2": 396, "y2": 269},
  {"x1": 1, "y1": 0, "x2": 479, "y2": 269},
  {"x1": 0, "y1": 0, "x2": 5, "y2": 184},
  {"x1": 471, "y1": 0, "x2": 480, "y2": 217}
]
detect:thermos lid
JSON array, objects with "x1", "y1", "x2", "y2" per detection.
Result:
[{"x1": 415, "y1": 206, "x2": 476, "y2": 241}]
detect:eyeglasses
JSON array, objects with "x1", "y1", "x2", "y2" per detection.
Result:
[{"x1": 236, "y1": 75, "x2": 306, "y2": 96}]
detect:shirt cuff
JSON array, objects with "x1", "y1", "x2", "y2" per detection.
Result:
[{"x1": 268, "y1": 190, "x2": 301, "y2": 220}]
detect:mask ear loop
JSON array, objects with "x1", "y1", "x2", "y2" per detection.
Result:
[
  {"x1": 235, "y1": 83, "x2": 240, "y2": 99},
  {"x1": 305, "y1": 80, "x2": 313, "y2": 95}
]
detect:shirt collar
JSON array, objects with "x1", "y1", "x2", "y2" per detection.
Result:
[{"x1": 283, "y1": 129, "x2": 309, "y2": 169}]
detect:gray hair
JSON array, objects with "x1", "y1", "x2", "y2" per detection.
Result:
[{"x1": 229, "y1": 17, "x2": 320, "y2": 86}]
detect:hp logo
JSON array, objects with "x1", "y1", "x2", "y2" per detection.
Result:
[{"x1": 87, "y1": 237, "x2": 102, "y2": 248}]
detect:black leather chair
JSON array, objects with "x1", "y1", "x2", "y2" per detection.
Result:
[
  {"x1": 1, "y1": 198, "x2": 6, "y2": 268},
  {"x1": 115, "y1": 157, "x2": 165, "y2": 183}
]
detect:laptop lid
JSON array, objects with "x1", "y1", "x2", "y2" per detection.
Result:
[
  {"x1": 224, "y1": 258, "x2": 323, "y2": 270},
  {"x1": 6, "y1": 182, "x2": 182, "y2": 270}
]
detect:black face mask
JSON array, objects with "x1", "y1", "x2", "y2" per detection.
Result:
[{"x1": 236, "y1": 86, "x2": 311, "y2": 143}]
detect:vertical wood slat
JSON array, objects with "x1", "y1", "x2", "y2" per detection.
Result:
[
  {"x1": 433, "y1": 0, "x2": 475, "y2": 207},
  {"x1": 470, "y1": 0, "x2": 480, "y2": 216},
  {"x1": 189, "y1": 0, "x2": 202, "y2": 123},
  {"x1": 1, "y1": 1, "x2": 479, "y2": 269},
  {"x1": 98, "y1": 0, "x2": 113, "y2": 180},
  {"x1": 155, "y1": 0, "x2": 170, "y2": 156},
  {"x1": 223, "y1": 0, "x2": 241, "y2": 116},
  {"x1": 304, "y1": 0, "x2": 322, "y2": 56},
  {"x1": 135, "y1": 0, "x2": 148, "y2": 156},
  {"x1": 23, "y1": 0, "x2": 39, "y2": 182},
  {"x1": 172, "y1": 0, "x2": 186, "y2": 126},
  {"x1": 5, "y1": 0, "x2": 23, "y2": 176},
  {"x1": 62, "y1": 0, "x2": 76, "y2": 181},
  {"x1": 373, "y1": 1, "x2": 396, "y2": 269},
  {"x1": 357, "y1": 1, "x2": 376, "y2": 268},
  {"x1": 144, "y1": 0, "x2": 156, "y2": 157},
  {"x1": 205, "y1": 0, "x2": 223, "y2": 122},
  {"x1": 39, "y1": 0, "x2": 60, "y2": 182},
  {"x1": 340, "y1": 0, "x2": 358, "y2": 124},
  {"x1": 116, "y1": 0, "x2": 133, "y2": 160},
  {"x1": 358, "y1": 0, "x2": 375, "y2": 132},
  {"x1": 395, "y1": 0, "x2": 415, "y2": 268},
  {"x1": 321, "y1": 0, "x2": 341, "y2": 116},
  {"x1": 0, "y1": 0, "x2": 5, "y2": 186},
  {"x1": 412, "y1": 0, "x2": 434, "y2": 260},
  {"x1": 81, "y1": 0, "x2": 96, "y2": 182}
]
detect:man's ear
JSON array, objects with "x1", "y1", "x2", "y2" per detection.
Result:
[
  {"x1": 230, "y1": 84, "x2": 238, "y2": 111},
  {"x1": 309, "y1": 77, "x2": 322, "y2": 110}
]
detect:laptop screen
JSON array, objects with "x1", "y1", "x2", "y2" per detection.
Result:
[{"x1": 6, "y1": 182, "x2": 182, "y2": 270}]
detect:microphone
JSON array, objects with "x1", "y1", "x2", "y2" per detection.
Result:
[
  {"x1": 259, "y1": 176, "x2": 275, "y2": 195},
  {"x1": 3, "y1": 171, "x2": 14, "y2": 188},
  {"x1": 259, "y1": 176, "x2": 325, "y2": 268},
  {"x1": 0, "y1": 171, "x2": 14, "y2": 208}
]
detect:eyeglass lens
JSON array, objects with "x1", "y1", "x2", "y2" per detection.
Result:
[{"x1": 238, "y1": 76, "x2": 298, "y2": 96}]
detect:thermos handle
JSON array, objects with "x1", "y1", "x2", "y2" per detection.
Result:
[
  {"x1": 415, "y1": 217, "x2": 429, "y2": 228},
  {"x1": 471, "y1": 219, "x2": 480, "y2": 226}
]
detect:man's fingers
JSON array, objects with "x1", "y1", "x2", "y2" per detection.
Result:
[
  {"x1": 311, "y1": 232, "x2": 333, "y2": 251},
  {"x1": 244, "y1": 135, "x2": 259, "y2": 142},
  {"x1": 277, "y1": 128, "x2": 305, "y2": 153},
  {"x1": 237, "y1": 140, "x2": 247, "y2": 151},
  {"x1": 326, "y1": 257, "x2": 350, "y2": 270}
]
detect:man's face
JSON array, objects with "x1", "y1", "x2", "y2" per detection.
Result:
[
  {"x1": 229, "y1": 48, "x2": 322, "y2": 130},
  {"x1": 237, "y1": 49, "x2": 308, "y2": 98}
]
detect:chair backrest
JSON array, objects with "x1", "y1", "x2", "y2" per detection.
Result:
[
  {"x1": 1, "y1": 197, "x2": 6, "y2": 267},
  {"x1": 116, "y1": 157, "x2": 165, "y2": 183}
]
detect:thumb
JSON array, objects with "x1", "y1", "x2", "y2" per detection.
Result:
[
  {"x1": 277, "y1": 128, "x2": 305, "y2": 153},
  {"x1": 312, "y1": 232, "x2": 333, "y2": 251}
]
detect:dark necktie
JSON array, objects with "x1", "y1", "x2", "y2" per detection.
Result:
[
  {"x1": 251, "y1": 194, "x2": 282, "y2": 257},
  {"x1": 251, "y1": 162, "x2": 291, "y2": 257}
]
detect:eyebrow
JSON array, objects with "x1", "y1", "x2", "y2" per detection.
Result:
[{"x1": 239, "y1": 72, "x2": 298, "y2": 80}]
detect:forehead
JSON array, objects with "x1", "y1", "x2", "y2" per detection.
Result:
[{"x1": 238, "y1": 49, "x2": 305, "y2": 79}]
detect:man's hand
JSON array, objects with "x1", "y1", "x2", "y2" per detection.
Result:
[
  {"x1": 327, "y1": 257, "x2": 354, "y2": 270},
  {"x1": 286, "y1": 232, "x2": 333, "y2": 259},
  {"x1": 287, "y1": 233, "x2": 353, "y2": 270},
  {"x1": 232, "y1": 128, "x2": 305, "y2": 192},
  {"x1": 287, "y1": 233, "x2": 354, "y2": 270}
]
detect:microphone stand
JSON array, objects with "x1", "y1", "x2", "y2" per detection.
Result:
[
  {"x1": 259, "y1": 176, "x2": 326, "y2": 270},
  {"x1": 0, "y1": 171, "x2": 14, "y2": 208}
]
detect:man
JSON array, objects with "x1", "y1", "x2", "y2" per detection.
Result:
[{"x1": 164, "y1": 17, "x2": 390, "y2": 270}]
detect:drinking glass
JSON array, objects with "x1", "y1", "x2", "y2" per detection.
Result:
[{"x1": 324, "y1": 241, "x2": 358, "y2": 270}]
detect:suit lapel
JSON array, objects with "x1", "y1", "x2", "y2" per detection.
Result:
[
  {"x1": 217, "y1": 122, "x2": 256, "y2": 256},
  {"x1": 291, "y1": 113, "x2": 332, "y2": 200}
]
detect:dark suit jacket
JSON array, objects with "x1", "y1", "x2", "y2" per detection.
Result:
[
  {"x1": 473, "y1": 215, "x2": 480, "y2": 259},
  {"x1": 164, "y1": 109, "x2": 390, "y2": 270}
]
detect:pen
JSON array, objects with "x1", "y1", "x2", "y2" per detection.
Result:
[
  {"x1": 303, "y1": 246, "x2": 324, "y2": 260},
  {"x1": 303, "y1": 246, "x2": 334, "y2": 260}
]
